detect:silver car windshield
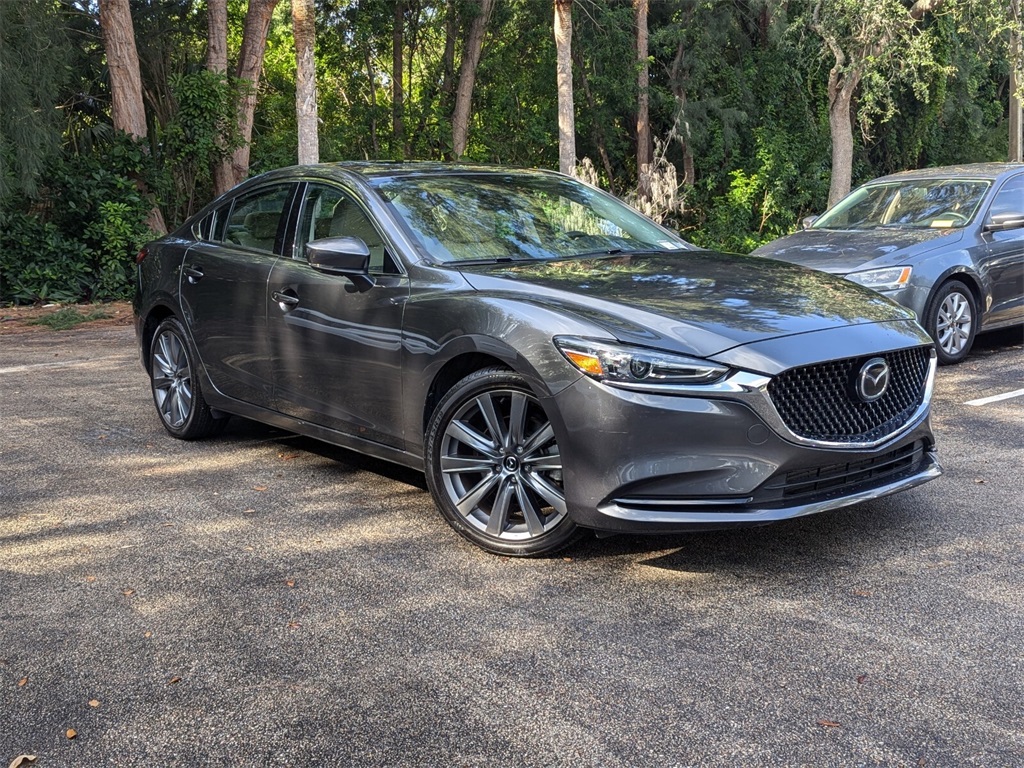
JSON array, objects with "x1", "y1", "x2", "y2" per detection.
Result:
[
  {"x1": 373, "y1": 174, "x2": 691, "y2": 263},
  {"x1": 812, "y1": 179, "x2": 991, "y2": 230}
]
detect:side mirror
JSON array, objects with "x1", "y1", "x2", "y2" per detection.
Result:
[
  {"x1": 801, "y1": 215, "x2": 818, "y2": 230},
  {"x1": 983, "y1": 212, "x2": 1024, "y2": 233},
  {"x1": 306, "y1": 236, "x2": 376, "y2": 292}
]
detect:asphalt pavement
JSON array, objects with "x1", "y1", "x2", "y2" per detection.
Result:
[{"x1": 1, "y1": 325, "x2": 1022, "y2": 767}]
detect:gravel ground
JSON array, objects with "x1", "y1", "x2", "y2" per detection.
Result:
[{"x1": 1, "y1": 324, "x2": 1022, "y2": 767}]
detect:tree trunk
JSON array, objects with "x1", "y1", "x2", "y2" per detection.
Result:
[
  {"x1": 1011, "y1": 0, "x2": 1023, "y2": 162},
  {"x1": 216, "y1": 0, "x2": 279, "y2": 194},
  {"x1": 451, "y1": 0, "x2": 494, "y2": 158},
  {"x1": 440, "y1": 0, "x2": 458, "y2": 102},
  {"x1": 635, "y1": 0, "x2": 651, "y2": 199},
  {"x1": 393, "y1": 1, "x2": 405, "y2": 159},
  {"x1": 206, "y1": 0, "x2": 227, "y2": 74},
  {"x1": 364, "y1": 46, "x2": 380, "y2": 157},
  {"x1": 827, "y1": 73, "x2": 859, "y2": 208},
  {"x1": 669, "y1": 40, "x2": 694, "y2": 187},
  {"x1": 293, "y1": 0, "x2": 319, "y2": 164},
  {"x1": 98, "y1": 0, "x2": 167, "y2": 234},
  {"x1": 554, "y1": 0, "x2": 575, "y2": 175}
]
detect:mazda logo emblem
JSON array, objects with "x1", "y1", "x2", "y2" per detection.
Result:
[{"x1": 856, "y1": 357, "x2": 890, "y2": 402}]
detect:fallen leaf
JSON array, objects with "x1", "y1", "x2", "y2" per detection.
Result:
[
  {"x1": 143, "y1": 631, "x2": 152, "y2": 638},
  {"x1": 563, "y1": 557, "x2": 573, "y2": 562},
  {"x1": 161, "y1": 522, "x2": 175, "y2": 527},
  {"x1": 817, "y1": 719, "x2": 841, "y2": 728},
  {"x1": 66, "y1": 729, "x2": 77, "y2": 739},
  {"x1": 242, "y1": 508, "x2": 256, "y2": 514},
  {"x1": 253, "y1": 485, "x2": 268, "y2": 492},
  {"x1": 98, "y1": 434, "x2": 107, "y2": 440},
  {"x1": 852, "y1": 589, "x2": 873, "y2": 597},
  {"x1": 856, "y1": 675, "x2": 867, "y2": 685},
  {"x1": 974, "y1": 478, "x2": 986, "y2": 484},
  {"x1": 85, "y1": 576, "x2": 97, "y2": 583},
  {"x1": 279, "y1": 453, "x2": 300, "y2": 461},
  {"x1": 8, "y1": 755, "x2": 37, "y2": 768},
  {"x1": 287, "y1": 621, "x2": 300, "y2": 629},
  {"x1": 122, "y1": 589, "x2": 135, "y2": 597},
  {"x1": 88, "y1": 699, "x2": 100, "y2": 708},
  {"x1": 285, "y1": 580, "x2": 295, "y2": 588},
  {"x1": 17, "y1": 677, "x2": 28, "y2": 687},
  {"x1": 167, "y1": 676, "x2": 181, "y2": 685}
]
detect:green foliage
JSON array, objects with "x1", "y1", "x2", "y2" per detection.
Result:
[
  {"x1": 0, "y1": 135, "x2": 154, "y2": 304},
  {"x1": 27, "y1": 306, "x2": 111, "y2": 330}
]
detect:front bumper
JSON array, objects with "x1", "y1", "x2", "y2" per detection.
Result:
[{"x1": 547, "y1": 372, "x2": 940, "y2": 535}]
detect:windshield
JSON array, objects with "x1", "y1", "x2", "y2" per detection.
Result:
[
  {"x1": 812, "y1": 178, "x2": 990, "y2": 230},
  {"x1": 372, "y1": 173, "x2": 692, "y2": 263}
]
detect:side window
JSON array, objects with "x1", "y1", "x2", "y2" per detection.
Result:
[
  {"x1": 987, "y1": 175, "x2": 1024, "y2": 220},
  {"x1": 223, "y1": 185, "x2": 292, "y2": 254},
  {"x1": 296, "y1": 183, "x2": 398, "y2": 274}
]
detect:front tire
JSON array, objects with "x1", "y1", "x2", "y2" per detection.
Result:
[
  {"x1": 926, "y1": 279, "x2": 977, "y2": 365},
  {"x1": 424, "y1": 367, "x2": 579, "y2": 556},
  {"x1": 149, "y1": 317, "x2": 228, "y2": 439}
]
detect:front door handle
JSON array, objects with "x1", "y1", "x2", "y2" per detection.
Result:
[
  {"x1": 272, "y1": 290, "x2": 300, "y2": 311},
  {"x1": 184, "y1": 265, "x2": 204, "y2": 284}
]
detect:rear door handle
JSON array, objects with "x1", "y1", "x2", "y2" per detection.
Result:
[
  {"x1": 184, "y1": 265, "x2": 204, "y2": 284},
  {"x1": 272, "y1": 290, "x2": 300, "y2": 310}
]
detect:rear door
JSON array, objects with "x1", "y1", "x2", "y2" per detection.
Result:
[{"x1": 180, "y1": 183, "x2": 296, "y2": 407}]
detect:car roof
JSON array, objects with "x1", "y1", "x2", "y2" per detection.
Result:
[
  {"x1": 867, "y1": 162, "x2": 1024, "y2": 184},
  {"x1": 249, "y1": 161, "x2": 564, "y2": 187}
]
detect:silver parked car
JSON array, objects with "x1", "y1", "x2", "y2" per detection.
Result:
[
  {"x1": 751, "y1": 163, "x2": 1024, "y2": 364},
  {"x1": 135, "y1": 163, "x2": 941, "y2": 556}
]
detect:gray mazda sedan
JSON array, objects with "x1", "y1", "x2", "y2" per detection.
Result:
[
  {"x1": 135, "y1": 163, "x2": 941, "y2": 556},
  {"x1": 751, "y1": 163, "x2": 1024, "y2": 364}
]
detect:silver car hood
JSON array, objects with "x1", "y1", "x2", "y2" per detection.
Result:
[{"x1": 750, "y1": 227, "x2": 965, "y2": 273}]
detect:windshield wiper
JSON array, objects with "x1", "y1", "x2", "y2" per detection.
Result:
[{"x1": 448, "y1": 256, "x2": 525, "y2": 266}]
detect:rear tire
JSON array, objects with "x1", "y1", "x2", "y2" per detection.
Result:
[
  {"x1": 424, "y1": 367, "x2": 580, "y2": 556},
  {"x1": 149, "y1": 317, "x2": 228, "y2": 439},
  {"x1": 925, "y1": 279, "x2": 977, "y2": 365}
]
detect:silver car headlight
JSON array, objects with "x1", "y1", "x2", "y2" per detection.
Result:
[
  {"x1": 554, "y1": 337, "x2": 728, "y2": 387},
  {"x1": 845, "y1": 266, "x2": 912, "y2": 292}
]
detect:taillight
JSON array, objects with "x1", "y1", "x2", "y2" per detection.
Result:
[{"x1": 135, "y1": 247, "x2": 148, "y2": 264}]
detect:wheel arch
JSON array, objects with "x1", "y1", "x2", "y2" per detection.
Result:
[{"x1": 140, "y1": 303, "x2": 177, "y2": 369}]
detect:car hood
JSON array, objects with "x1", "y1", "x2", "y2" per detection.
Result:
[
  {"x1": 749, "y1": 227, "x2": 964, "y2": 272},
  {"x1": 456, "y1": 251, "x2": 916, "y2": 358}
]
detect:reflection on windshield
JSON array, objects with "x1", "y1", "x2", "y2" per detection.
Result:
[
  {"x1": 372, "y1": 174, "x2": 690, "y2": 263},
  {"x1": 813, "y1": 179, "x2": 990, "y2": 231}
]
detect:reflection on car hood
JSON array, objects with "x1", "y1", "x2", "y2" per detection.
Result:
[
  {"x1": 457, "y1": 251, "x2": 915, "y2": 357},
  {"x1": 749, "y1": 227, "x2": 963, "y2": 272}
]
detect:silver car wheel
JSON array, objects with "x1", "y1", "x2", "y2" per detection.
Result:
[
  {"x1": 439, "y1": 388, "x2": 566, "y2": 541},
  {"x1": 935, "y1": 290, "x2": 973, "y2": 356},
  {"x1": 152, "y1": 328, "x2": 194, "y2": 429}
]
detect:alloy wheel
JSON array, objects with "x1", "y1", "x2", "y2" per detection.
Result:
[
  {"x1": 152, "y1": 328, "x2": 194, "y2": 429},
  {"x1": 935, "y1": 290, "x2": 973, "y2": 357},
  {"x1": 439, "y1": 388, "x2": 566, "y2": 542}
]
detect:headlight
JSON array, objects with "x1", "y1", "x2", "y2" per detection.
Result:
[
  {"x1": 845, "y1": 266, "x2": 912, "y2": 292},
  {"x1": 554, "y1": 337, "x2": 728, "y2": 387}
]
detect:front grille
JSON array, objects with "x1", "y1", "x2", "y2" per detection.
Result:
[{"x1": 767, "y1": 347, "x2": 930, "y2": 443}]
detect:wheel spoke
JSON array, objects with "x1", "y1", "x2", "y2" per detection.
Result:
[
  {"x1": 441, "y1": 455, "x2": 498, "y2": 474},
  {"x1": 486, "y1": 479, "x2": 515, "y2": 536},
  {"x1": 474, "y1": 393, "x2": 507, "y2": 448},
  {"x1": 522, "y1": 422, "x2": 555, "y2": 457},
  {"x1": 526, "y1": 453, "x2": 561, "y2": 472},
  {"x1": 507, "y1": 392, "x2": 528, "y2": 449},
  {"x1": 445, "y1": 419, "x2": 500, "y2": 458},
  {"x1": 523, "y1": 472, "x2": 567, "y2": 515},
  {"x1": 455, "y1": 472, "x2": 501, "y2": 517},
  {"x1": 515, "y1": 483, "x2": 545, "y2": 537}
]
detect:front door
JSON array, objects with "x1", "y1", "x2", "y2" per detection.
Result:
[
  {"x1": 981, "y1": 174, "x2": 1024, "y2": 325},
  {"x1": 267, "y1": 183, "x2": 410, "y2": 448}
]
